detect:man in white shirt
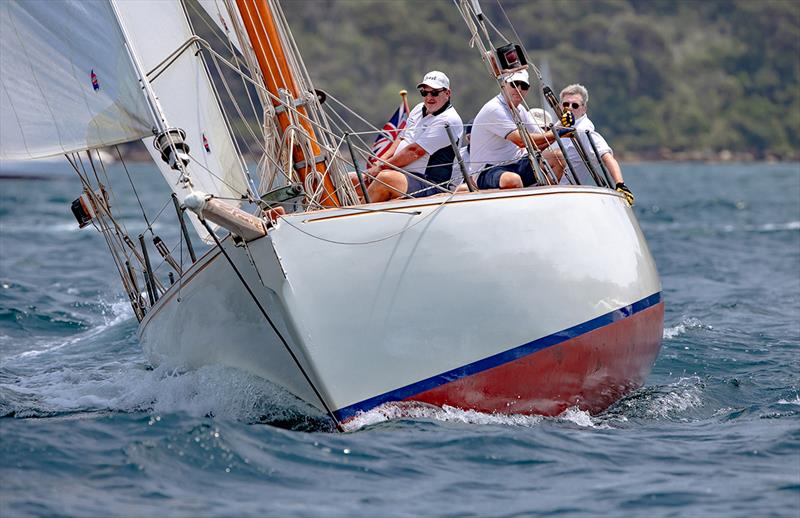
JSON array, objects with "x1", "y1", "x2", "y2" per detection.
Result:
[
  {"x1": 365, "y1": 71, "x2": 463, "y2": 202},
  {"x1": 469, "y1": 70, "x2": 568, "y2": 190},
  {"x1": 559, "y1": 83, "x2": 634, "y2": 204}
]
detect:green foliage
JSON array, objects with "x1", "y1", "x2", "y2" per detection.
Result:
[{"x1": 284, "y1": 0, "x2": 799, "y2": 159}]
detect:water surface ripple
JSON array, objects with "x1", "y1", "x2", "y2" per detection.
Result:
[{"x1": 1, "y1": 162, "x2": 798, "y2": 517}]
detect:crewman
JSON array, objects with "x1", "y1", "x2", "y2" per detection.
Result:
[{"x1": 365, "y1": 71, "x2": 463, "y2": 202}]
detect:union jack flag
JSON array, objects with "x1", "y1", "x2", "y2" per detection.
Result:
[{"x1": 368, "y1": 92, "x2": 410, "y2": 165}]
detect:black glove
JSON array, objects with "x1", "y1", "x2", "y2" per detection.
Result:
[{"x1": 615, "y1": 182, "x2": 635, "y2": 206}]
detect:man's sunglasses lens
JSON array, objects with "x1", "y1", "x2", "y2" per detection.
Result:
[
  {"x1": 419, "y1": 89, "x2": 442, "y2": 97},
  {"x1": 562, "y1": 102, "x2": 581, "y2": 109},
  {"x1": 510, "y1": 82, "x2": 529, "y2": 91}
]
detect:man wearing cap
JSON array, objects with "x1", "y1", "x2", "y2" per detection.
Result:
[
  {"x1": 470, "y1": 70, "x2": 568, "y2": 190},
  {"x1": 365, "y1": 71, "x2": 463, "y2": 202},
  {"x1": 558, "y1": 83, "x2": 634, "y2": 204}
]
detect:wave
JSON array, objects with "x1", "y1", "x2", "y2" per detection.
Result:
[
  {"x1": 0, "y1": 355, "x2": 324, "y2": 430},
  {"x1": 663, "y1": 317, "x2": 713, "y2": 339},
  {"x1": 3, "y1": 220, "x2": 169, "y2": 235},
  {"x1": 5, "y1": 299, "x2": 132, "y2": 361},
  {"x1": 606, "y1": 377, "x2": 705, "y2": 421},
  {"x1": 643, "y1": 220, "x2": 800, "y2": 234},
  {"x1": 343, "y1": 401, "x2": 615, "y2": 431},
  {"x1": 723, "y1": 221, "x2": 800, "y2": 233}
]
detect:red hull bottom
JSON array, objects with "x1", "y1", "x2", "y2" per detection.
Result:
[{"x1": 407, "y1": 302, "x2": 665, "y2": 416}]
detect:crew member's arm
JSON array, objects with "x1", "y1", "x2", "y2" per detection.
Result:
[
  {"x1": 378, "y1": 138, "x2": 402, "y2": 161},
  {"x1": 601, "y1": 151, "x2": 635, "y2": 205},
  {"x1": 366, "y1": 142, "x2": 427, "y2": 176},
  {"x1": 601, "y1": 152, "x2": 624, "y2": 184},
  {"x1": 506, "y1": 129, "x2": 559, "y2": 151}
]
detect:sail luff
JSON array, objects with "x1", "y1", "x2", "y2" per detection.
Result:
[
  {"x1": 109, "y1": 0, "x2": 171, "y2": 136},
  {"x1": 234, "y1": 0, "x2": 340, "y2": 207}
]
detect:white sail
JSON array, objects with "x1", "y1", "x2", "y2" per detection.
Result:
[
  {"x1": 0, "y1": 0, "x2": 154, "y2": 160},
  {"x1": 196, "y1": 0, "x2": 244, "y2": 54},
  {"x1": 114, "y1": 0, "x2": 252, "y2": 240}
]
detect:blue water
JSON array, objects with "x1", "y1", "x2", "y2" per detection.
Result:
[{"x1": 1, "y1": 162, "x2": 798, "y2": 517}]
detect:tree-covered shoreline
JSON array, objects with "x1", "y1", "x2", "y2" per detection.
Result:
[{"x1": 283, "y1": 0, "x2": 799, "y2": 161}]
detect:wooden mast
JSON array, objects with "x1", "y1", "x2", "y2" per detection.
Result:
[{"x1": 235, "y1": 0, "x2": 340, "y2": 207}]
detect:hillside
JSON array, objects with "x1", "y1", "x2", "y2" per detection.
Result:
[{"x1": 283, "y1": 0, "x2": 800, "y2": 161}]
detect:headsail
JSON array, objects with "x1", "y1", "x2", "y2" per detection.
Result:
[
  {"x1": 114, "y1": 0, "x2": 253, "y2": 240},
  {"x1": 0, "y1": 1, "x2": 154, "y2": 160},
  {"x1": 196, "y1": 0, "x2": 245, "y2": 54}
]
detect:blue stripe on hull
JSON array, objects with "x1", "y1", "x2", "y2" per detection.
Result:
[{"x1": 334, "y1": 292, "x2": 663, "y2": 421}]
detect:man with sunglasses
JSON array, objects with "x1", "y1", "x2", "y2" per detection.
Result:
[
  {"x1": 469, "y1": 70, "x2": 567, "y2": 190},
  {"x1": 559, "y1": 84, "x2": 634, "y2": 205},
  {"x1": 365, "y1": 71, "x2": 463, "y2": 202}
]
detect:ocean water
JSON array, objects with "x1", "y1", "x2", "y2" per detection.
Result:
[{"x1": 1, "y1": 162, "x2": 798, "y2": 517}]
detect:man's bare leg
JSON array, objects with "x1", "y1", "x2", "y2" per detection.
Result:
[
  {"x1": 366, "y1": 170, "x2": 409, "y2": 202},
  {"x1": 499, "y1": 171, "x2": 523, "y2": 189},
  {"x1": 542, "y1": 149, "x2": 565, "y2": 182}
]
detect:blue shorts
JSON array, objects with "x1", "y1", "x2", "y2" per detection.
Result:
[
  {"x1": 405, "y1": 173, "x2": 443, "y2": 198},
  {"x1": 477, "y1": 158, "x2": 537, "y2": 189}
]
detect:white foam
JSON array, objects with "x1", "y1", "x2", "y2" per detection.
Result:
[
  {"x1": 2, "y1": 357, "x2": 311, "y2": 423},
  {"x1": 721, "y1": 220, "x2": 800, "y2": 233},
  {"x1": 5, "y1": 220, "x2": 167, "y2": 235},
  {"x1": 558, "y1": 406, "x2": 605, "y2": 428},
  {"x1": 644, "y1": 220, "x2": 800, "y2": 234},
  {"x1": 115, "y1": 363, "x2": 310, "y2": 421},
  {"x1": 776, "y1": 395, "x2": 800, "y2": 406},
  {"x1": 663, "y1": 317, "x2": 711, "y2": 340},
  {"x1": 642, "y1": 377, "x2": 704, "y2": 418},
  {"x1": 341, "y1": 401, "x2": 612, "y2": 431}
]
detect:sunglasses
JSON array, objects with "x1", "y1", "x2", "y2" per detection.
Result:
[
  {"x1": 419, "y1": 88, "x2": 445, "y2": 97},
  {"x1": 562, "y1": 101, "x2": 582, "y2": 109},
  {"x1": 509, "y1": 81, "x2": 530, "y2": 91}
]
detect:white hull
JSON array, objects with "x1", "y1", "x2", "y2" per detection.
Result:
[{"x1": 139, "y1": 186, "x2": 662, "y2": 420}]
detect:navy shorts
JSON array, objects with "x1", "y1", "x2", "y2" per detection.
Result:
[
  {"x1": 477, "y1": 158, "x2": 537, "y2": 189},
  {"x1": 404, "y1": 173, "x2": 443, "y2": 198}
]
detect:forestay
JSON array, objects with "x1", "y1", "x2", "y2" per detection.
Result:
[{"x1": 0, "y1": 1, "x2": 154, "y2": 160}]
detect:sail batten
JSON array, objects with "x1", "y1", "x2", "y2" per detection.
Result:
[{"x1": 0, "y1": 1, "x2": 154, "y2": 159}]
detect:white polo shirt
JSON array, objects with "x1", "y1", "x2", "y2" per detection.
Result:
[
  {"x1": 559, "y1": 115, "x2": 613, "y2": 185},
  {"x1": 398, "y1": 102, "x2": 463, "y2": 180},
  {"x1": 469, "y1": 94, "x2": 541, "y2": 173}
]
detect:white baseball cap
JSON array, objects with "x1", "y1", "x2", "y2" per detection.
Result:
[
  {"x1": 528, "y1": 107, "x2": 553, "y2": 127},
  {"x1": 417, "y1": 71, "x2": 450, "y2": 90},
  {"x1": 504, "y1": 69, "x2": 530, "y2": 85}
]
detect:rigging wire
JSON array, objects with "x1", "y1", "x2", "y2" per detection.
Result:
[
  {"x1": 116, "y1": 146, "x2": 155, "y2": 233},
  {"x1": 199, "y1": 218, "x2": 344, "y2": 433}
]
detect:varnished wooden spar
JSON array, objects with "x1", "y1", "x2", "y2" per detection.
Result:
[
  {"x1": 235, "y1": 0, "x2": 340, "y2": 207},
  {"x1": 183, "y1": 192, "x2": 267, "y2": 242}
]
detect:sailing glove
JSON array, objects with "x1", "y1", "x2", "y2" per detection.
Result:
[
  {"x1": 615, "y1": 182, "x2": 635, "y2": 206},
  {"x1": 555, "y1": 126, "x2": 575, "y2": 137},
  {"x1": 560, "y1": 110, "x2": 575, "y2": 128},
  {"x1": 554, "y1": 110, "x2": 576, "y2": 137}
]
